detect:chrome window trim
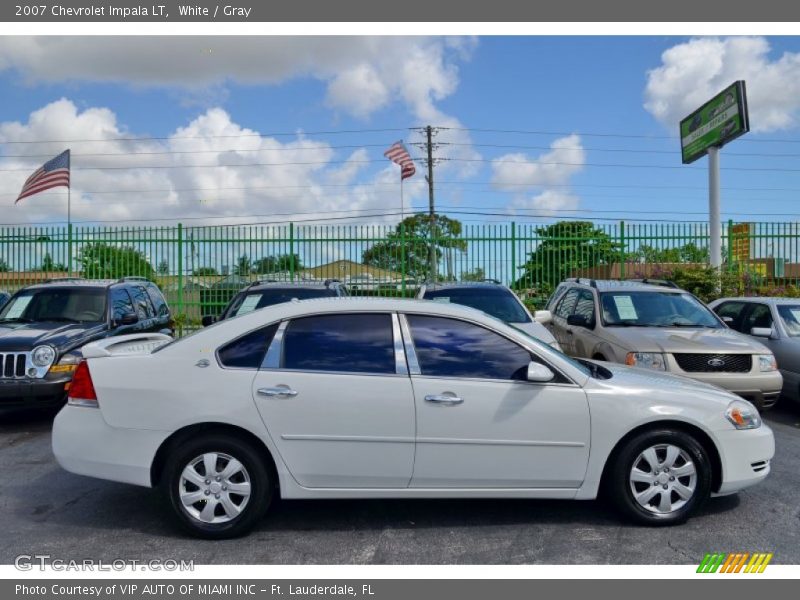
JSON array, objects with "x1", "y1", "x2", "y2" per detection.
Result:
[
  {"x1": 398, "y1": 313, "x2": 421, "y2": 376},
  {"x1": 392, "y1": 313, "x2": 409, "y2": 376}
]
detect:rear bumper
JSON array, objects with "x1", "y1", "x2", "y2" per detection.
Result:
[
  {"x1": 713, "y1": 424, "x2": 775, "y2": 495},
  {"x1": 52, "y1": 405, "x2": 169, "y2": 488},
  {"x1": 0, "y1": 377, "x2": 70, "y2": 409}
]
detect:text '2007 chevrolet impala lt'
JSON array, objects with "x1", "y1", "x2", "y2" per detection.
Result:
[{"x1": 52, "y1": 298, "x2": 774, "y2": 538}]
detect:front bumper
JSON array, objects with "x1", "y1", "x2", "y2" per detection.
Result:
[
  {"x1": 665, "y1": 359, "x2": 783, "y2": 408},
  {"x1": 52, "y1": 405, "x2": 170, "y2": 488},
  {"x1": 713, "y1": 424, "x2": 775, "y2": 495},
  {"x1": 0, "y1": 376, "x2": 71, "y2": 409}
]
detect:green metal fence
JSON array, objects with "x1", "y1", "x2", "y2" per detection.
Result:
[{"x1": 2, "y1": 219, "x2": 799, "y2": 329}]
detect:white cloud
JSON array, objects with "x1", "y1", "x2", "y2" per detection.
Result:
[
  {"x1": 490, "y1": 134, "x2": 585, "y2": 191},
  {"x1": 645, "y1": 36, "x2": 800, "y2": 132},
  {"x1": 0, "y1": 99, "x2": 426, "y2": 226},
  {"x1": 0, "y1": 36, "x2": 474, "y2": 122}
]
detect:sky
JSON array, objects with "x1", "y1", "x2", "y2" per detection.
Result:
[{"x1": 2, "y1": 35, "x2": 800, "y2": 229}]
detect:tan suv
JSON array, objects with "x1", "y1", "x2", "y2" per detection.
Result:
[{"x1": 544, "y1": 278, "x2": 782, "y2": 408}]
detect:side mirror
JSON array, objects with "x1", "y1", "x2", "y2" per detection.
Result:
[
  {"x1": 533, "y1": 310, "x2": 553, "y2": 325},
  {"x1": 117, "y1": 312, "x2": 138, "y2": 326},
  {"x1": 567, "y1": 314, "x2": 591, "y2": 328},
  {"x1": 201, "y1": 315, "x2": 217, "y2": 327},
  {"x1": 527, "y1": 361, "x2": 555, "y2": 383},
  {"x1": 750, "y1": 327, "x2": 774, "y2": 339}
]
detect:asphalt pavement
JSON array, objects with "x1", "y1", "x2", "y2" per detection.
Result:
[{"x1": 1, "y1": 404, "x2": 798, "y2": 565}]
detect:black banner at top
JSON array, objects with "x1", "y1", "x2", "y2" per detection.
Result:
[{"x1": 1, "y1": 0, "x2": 800, "y2": 22}]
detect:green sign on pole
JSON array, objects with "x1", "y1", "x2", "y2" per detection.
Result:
[{"x1": 679, "y1": 81, "x2": 750, "y2": 164}]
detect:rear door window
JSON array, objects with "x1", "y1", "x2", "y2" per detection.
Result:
[
  {"x1": 218, "y1": 323, "x2": 279, "y2": 369},
  {"x1": 145, "y1": 284, "x2": 170, "y2": 317},
  {"x1": 281, "y1": 313, "x2": 395, "y2": 374}
]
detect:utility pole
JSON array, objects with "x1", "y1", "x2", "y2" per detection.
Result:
[{"x1": 425, "y1": 125, "x2": 436, "y2": 282}]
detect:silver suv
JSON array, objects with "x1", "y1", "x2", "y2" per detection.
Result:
[{"x1": 545, "y1": 278, "x2": 782, "y2": 409}]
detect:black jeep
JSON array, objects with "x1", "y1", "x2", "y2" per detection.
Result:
[{"x1": 0, "y1": 277, "x2": 173, "y2": 409}]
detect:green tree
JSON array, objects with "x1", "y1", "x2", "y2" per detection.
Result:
[
  {"x1": 80, "y1": 243, "x2": 155, "y2": 280},
  {"x1": 38, "y1": 253, "x2": 68, "y2": 272},
  {"x1": 157, "y1": 259, "x2": 170, "y2": 275},
  {"x1": 631, "y1": 242, "x2": 709, "y2": 263},
  {"x1": 362, "y1": 213, "x2": 467, "y2": 281},
  {"x1": 460, "y1": 266, "x2": 486, "y2": 281},
  {"x1": 0, "y1": 257, "x2": 9, "y2": 273},
  {"x1": 514, "y1": 221, "x2": 621, "y2": 291},
  {"x1": 253, "y1": 254, "x2": 304, "y2": 274},
  {"x1": 234, "y1": 254, "x2": 252, "y2": 276},
  {"x1": 192, "y1": 266, "x2": 218, "y2": 277}
]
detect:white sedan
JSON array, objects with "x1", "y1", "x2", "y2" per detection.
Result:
[{"x1": 52, "y1": 298, "x2": 774, "y2": 539}]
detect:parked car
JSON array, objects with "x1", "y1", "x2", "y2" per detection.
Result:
[
  {"x1": 710, "y1": 297, "x2": 800, "y2": 404},
  {"x1": 202, "y1": 279, "x2": 348, "y2": 326},
  {"x1": 0, "y1": 277, "x2": 173, "y2": 410},
  {"x1": 544, "y1": 279, "x2": 782, "y2": 409},
  {"x1": 417, "y1": 280, "x2": 560, "y2": 350},
  {"x1": 53, "y1": 297, "x2": 773, "y2": 538},
  {"x1": 0, "y1": 290, "x2": 10, "y2": 311}
]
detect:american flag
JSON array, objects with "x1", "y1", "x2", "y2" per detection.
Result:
[
  {"x1": 384, "y1": 141, "x2": 416, "y2": 180},
  {"x1": 16, "y1": 150, "x2": 70, "y2": 204}
]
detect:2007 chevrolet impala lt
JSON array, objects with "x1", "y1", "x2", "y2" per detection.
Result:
[{"x1": 52, "y1": 298, "x2": 774, "y2": 538}]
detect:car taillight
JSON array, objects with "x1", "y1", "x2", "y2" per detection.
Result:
[{"x1": 67, "y1": 361, "x2": 98, "y2": 408}]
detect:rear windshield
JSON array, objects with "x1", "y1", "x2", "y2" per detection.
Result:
[
  {"x1": 422, "y1": 286, "x2": 530, "y2": 323},
  {"x1": 0, "y1": 287, "x2": 107, "y2": 323},
  {"x1": 226, "y1": 287, "x2": 338, "y2": 318}
]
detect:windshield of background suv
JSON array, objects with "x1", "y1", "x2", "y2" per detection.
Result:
[
  {"x1": 422, "y1": 287, "x2": 531, "y2": 323},
  {"x1": 777, "y1": 305, "x2": 800, "y2": 337},
  {"x1": 0, "y1": 288, "x2": 107, "y2": 323},
  {"x1": 599, "y1": 291, "x2": 722, "y2": 328},
  {"x1": 226, "y1": 287, "x2": 338, "y2": 318}
]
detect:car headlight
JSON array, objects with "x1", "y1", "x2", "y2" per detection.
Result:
[
  {"x1": 757, "y1": 354, "x2": 777, "y2": 372},
  {"x1": 625, "y1": 352, "x2": 666, "y2": 371},
  {"x1": 725, "y1": 399, "x2": 761, "y2": 430},
  {"x1": 49, "y1": 351, "x2": 82, "y2": 374},
  {"x1": 31, "y1": 345, "x2": 56, "y2": 367}
]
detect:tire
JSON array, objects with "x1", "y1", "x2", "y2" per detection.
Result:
[
  {"x1": 161, "y1": 434, "x2": 273, "y2": 539},
  {"x1": 607, "y1": 429, "x2": 712, "y2": 526}
]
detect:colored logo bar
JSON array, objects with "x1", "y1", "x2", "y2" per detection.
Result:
[{"x1": 697, "y1": 552, "x2": 773, "y2": 573}]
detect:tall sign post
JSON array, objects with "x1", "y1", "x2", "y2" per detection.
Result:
[{"x1": 679, "y1": 81, "x2": 750, "y2": 268}]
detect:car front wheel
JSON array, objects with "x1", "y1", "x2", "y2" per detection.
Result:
[
  {"x1": 607, "y1": 429, "x2": 712, "y2": 526},
  {"x1": 161, "y1": 434, "x2": 272, "y2": 539}
]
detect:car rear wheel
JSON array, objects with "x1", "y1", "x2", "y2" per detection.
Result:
[
  {"x1": 161, "y1": 434, "x2": 272, "y2": 539},
  {"x1": 607, "y1": 429, "x2": 712, "y2": 525}
]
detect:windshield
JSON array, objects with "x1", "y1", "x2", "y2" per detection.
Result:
[
  {"x1": 599, "y1": 291, "x2": 721, "y2": 328},
  {"x1": 423, "y1": 287, "x2": 531, "y2": 323},
  {"x1": 226, "y1": 288, "x2": 337, "y2": 318},
  {"x1": 777, "y1": 305, "x2": 800, "y2": 337},
  {"x1": 0, "y1": 288, "x2": 107, "y2": 323}
]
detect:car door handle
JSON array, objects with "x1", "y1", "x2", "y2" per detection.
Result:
[
  {"x1": 424, "y1": 394, "x2": 463, "y2": 405},
  {"x1": 257, "y1": 386, "x2": 298, "y2": 398}
]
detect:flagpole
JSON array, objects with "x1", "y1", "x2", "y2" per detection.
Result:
[{"x1": 67, "y1": 180, "x2": 72, "y2": 276}]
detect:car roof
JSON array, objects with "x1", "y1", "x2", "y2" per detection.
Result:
[
  {"x1": 713, "y1": 296, "x2": 800, "y2": 305},
  {"x1": 23, "y1": 279, "x2": 118, "y2": 290},
  {"x1": 561, "y1": 279, "x2": 682, "y2": 293},
  {"x1": 241, "y1": 280, "x2": 343, "y2": 291},
  {"x1": 422, "y1": 280, "x2": 507, "y2": 291}
]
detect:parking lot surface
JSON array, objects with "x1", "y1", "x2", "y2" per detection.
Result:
[{"x1": 2, "y1": 405, "x2": 799, "y2": 565}]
